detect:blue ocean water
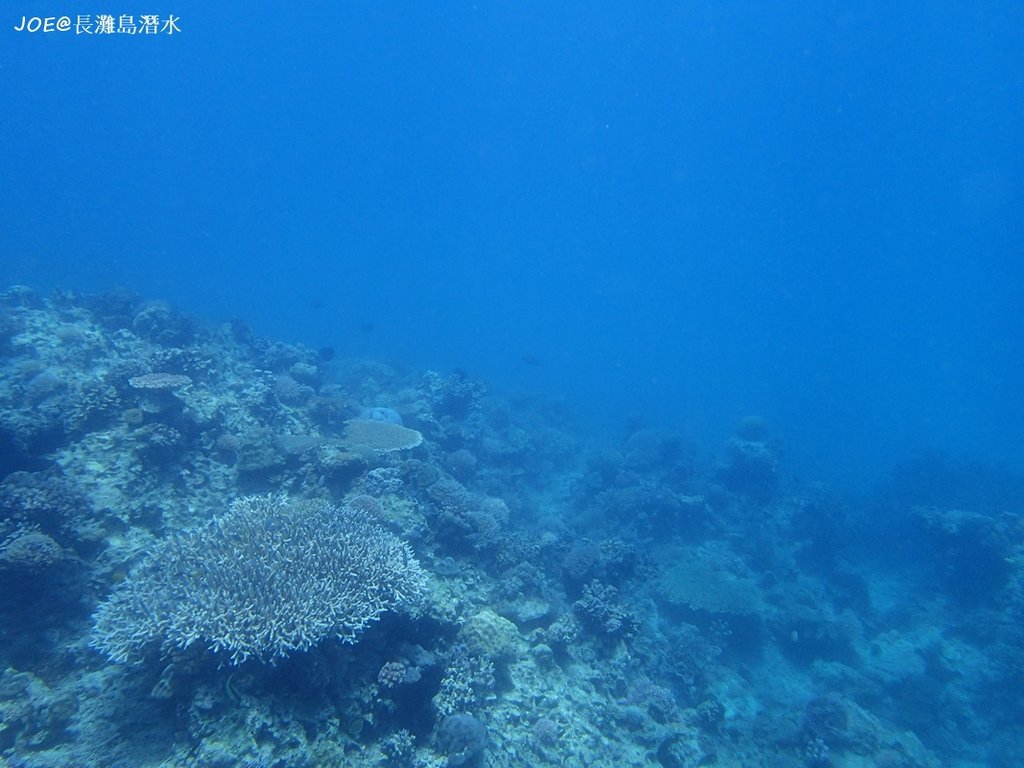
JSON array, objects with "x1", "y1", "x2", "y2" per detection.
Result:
[
  {"x1": 5, "y1": 2, "x2": 1021, "y2": 488},
  {"x1": 2, "y1": 4, "x2": 1023, "y2": 767}
]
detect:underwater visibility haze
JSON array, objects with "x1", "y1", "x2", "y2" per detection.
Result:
[{"x1": 1, "y1": 3, "x2": 1023, "y2": 767}]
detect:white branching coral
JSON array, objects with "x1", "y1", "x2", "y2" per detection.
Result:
[{"x1": 92, "y1": 494, "x2": 428, "y2": 665}]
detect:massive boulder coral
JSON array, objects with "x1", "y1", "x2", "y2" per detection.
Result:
[{"x1": 91, "y1": 494, "x2": 428, "y2": 665}]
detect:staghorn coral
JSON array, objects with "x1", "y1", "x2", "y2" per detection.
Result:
[
  {"x1": 379, "y1": 728, "x2": 416, "y2": 765},
  {"x1": 0, "y1": 469, "x2": 95, "y2": 548},
  {"x1": 433, "y1": 644, "x2": 495, "y2": 718},
  {"x1": 91, "y1": 494, "x2": 428, "y2": 665},
  {"x1": 573, "y1": 580, "x2": 639, "y2": 639}
]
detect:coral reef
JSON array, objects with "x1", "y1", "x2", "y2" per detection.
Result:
[{"x1": 0, "y1": 286, "x2": 1019, "y2": 768}]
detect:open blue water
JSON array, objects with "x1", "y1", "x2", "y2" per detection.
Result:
[{"x1": 5, "y1": 2, "x2": 1021, "y2": 489}]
